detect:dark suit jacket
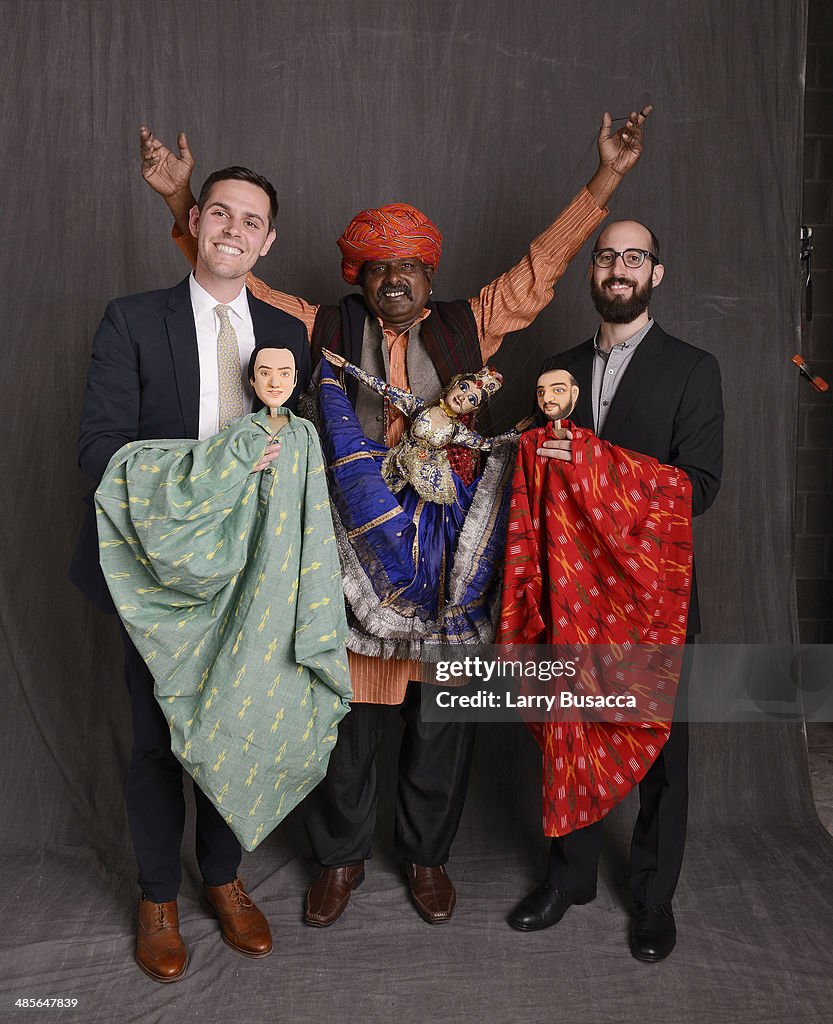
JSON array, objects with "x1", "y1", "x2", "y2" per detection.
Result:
[
  {"x1": 70, "y1": 275, "x2": 311, "y2": 610},
  {"x1": 547, "y1": 322, "x2": 724, "y2": 634}
]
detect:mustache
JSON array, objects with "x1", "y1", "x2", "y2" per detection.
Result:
[
  {"x1": 603, "y1": 276, "x2": 638, "y2": 289},
  {"x1": 377, "y1": 282, "x2": 413, "y2": 300}
]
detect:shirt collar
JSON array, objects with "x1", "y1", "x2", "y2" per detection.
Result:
[
  {"x1": 189, "y1": 273, "x2": 249, "y2": 320},
  {"x1": 593, "y1": 317, "x2": 654, "y2": 355},
  {"x1": 378, "y1": 306, "x2": 432, "y2": 343}
]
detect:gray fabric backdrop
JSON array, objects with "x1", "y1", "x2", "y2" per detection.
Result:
[{"x1": 2, "y1": 2, "x2": 831, "y2": 1022}]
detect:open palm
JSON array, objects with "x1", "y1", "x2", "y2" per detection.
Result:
[{"x1": 139, "y1": 125, "x2": 194, "y2": 198}]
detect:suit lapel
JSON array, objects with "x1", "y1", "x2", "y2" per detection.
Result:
[
  {"x1": 567, "y1": 343, "x2": 595, "y2": 430},
  {"x1": 165, "y1": 277, "x2": 200, "y2": 438},
  {"x1": 598, "y1": 324, "x2": 665, "y2": 440},
  {"x1": 248, "y1": 288, "x2": 273, "y2": 343}
]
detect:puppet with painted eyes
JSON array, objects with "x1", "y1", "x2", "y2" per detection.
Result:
[{"x1": 316, "y1": 350, "x2": 523, "y2": 655}]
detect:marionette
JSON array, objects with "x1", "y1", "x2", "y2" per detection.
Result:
[
  {"x1": 94, "y1": 344, "x2": 352, "y2": 850},
  {"x1": 498, "y1": 365, "x2": 693, "y2": 837},
  {"x1": 316, "y1": 350, "x2": 527, "y2": 657}
]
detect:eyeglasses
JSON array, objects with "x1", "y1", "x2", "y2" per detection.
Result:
[{"x1": 591, "y1": 248, "x2": 658, "y2": 269}]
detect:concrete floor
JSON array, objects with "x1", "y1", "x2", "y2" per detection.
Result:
[{"x1": 807, "y1": 720, "x2": 833, "y2": 835}]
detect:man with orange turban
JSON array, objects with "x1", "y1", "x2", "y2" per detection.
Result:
[
  {"x1": 139, "y1": 106, "x2": 651, "y2": 929},
  {"x1": 337, "y1": 202, "x2": 444, "y2": 286}
]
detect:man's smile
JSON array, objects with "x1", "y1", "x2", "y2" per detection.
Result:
[
  {"x1": 603, "y1": 276, "x2": 637, "y2": 293},
  {"x1": 377, "y1": 284, "x2": 412, "y2": 301}
]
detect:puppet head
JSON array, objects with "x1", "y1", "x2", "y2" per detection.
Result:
[
  {"x1": 536, "y1": 368, "x2": 579, "y2": 423},
  {"x1": 248, "y1": 344, "x2": 298, "y2": 410},
  {"x1": 440, "y1": 366, "x2": 504, "y2": 417}
]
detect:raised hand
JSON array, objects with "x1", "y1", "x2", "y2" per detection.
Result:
[
  {"x1": 597, "y1": 106, "x2": 652, "y2": 180},
  {"x1": 586, "y1": 105, "x2": 652, "y2": 207},
  {"x1": 321, "y1": 348, "x2": 347, "y2": 369},
  {"x1": 139, "y1": 125, "x2": 195, "y2": 200}
]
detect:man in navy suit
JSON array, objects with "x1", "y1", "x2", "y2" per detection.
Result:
[
  {"x1": 73, "y1": 167, "x2": 310, "y2": 982},
  {"x1": 508, "y1": 220, "x2": 724, "y2": 962}
]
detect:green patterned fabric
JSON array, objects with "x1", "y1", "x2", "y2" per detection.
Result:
[{"x1": 95, "y1": 409, "x2": 352, "y2": 851}]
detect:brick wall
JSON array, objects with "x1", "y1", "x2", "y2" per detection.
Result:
[{"x1": 799, "y1": 0, "x2": 833, "y2": 642}]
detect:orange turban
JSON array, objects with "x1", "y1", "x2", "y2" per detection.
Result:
[{"x1": 337, "y1": 203, "x2": 443, "y2": 284}]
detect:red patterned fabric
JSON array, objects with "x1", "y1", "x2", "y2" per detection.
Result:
[
  {"x1": 337, "y1": 203, "x2": 443, "y2": 284},
  {"x1": 497, "y1": 423, "x2": 693, "y2": 837},
  {"x1": 446, "y1": 435, "x2": 479, "y2": 484}
]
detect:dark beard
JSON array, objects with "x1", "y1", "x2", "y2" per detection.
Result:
[
  {"x1": 591, "y1": 275, "x2": 653, "y2": 324},
  {"x1": 541, "y1": 402, "x2": 570, "y2": 422}
]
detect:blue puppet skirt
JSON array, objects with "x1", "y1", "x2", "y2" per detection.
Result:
[{"x1": 317, "y1": 359, "x2": 516, "y2": 657}]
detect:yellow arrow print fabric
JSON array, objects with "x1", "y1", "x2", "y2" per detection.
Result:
[{"x1": 95, "y1": 409, "x2": 352, "y2": 851}]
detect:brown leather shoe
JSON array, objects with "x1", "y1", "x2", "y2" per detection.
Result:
[
  {"x1": 304, "y1": 863, "x2": 365, "y2": 927},
  {"x1": 135, "y1": 898, "x2": 187, "y2": 983},
  {"x1": 406, "y1": 863, "x2": 456, "y2": 924},
  {"x1": 204, "y1": 877, "x2": 272, "y2": 957}
]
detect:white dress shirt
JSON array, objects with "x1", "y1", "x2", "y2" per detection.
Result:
[{"x1": 189, "y1": 274, "x2": 257, "y2": 440}]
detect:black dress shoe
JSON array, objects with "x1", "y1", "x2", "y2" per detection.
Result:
[
  {"x1": 630, "y1": 903, "x2": 676, "y2": 961},
  {"x1": 507, "y1": 881, "x2": 596, "y2": 931}
]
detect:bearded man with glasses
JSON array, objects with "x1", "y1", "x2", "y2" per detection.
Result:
[{"x1": 509, "y1": 219, "x2": 724, "y2": 963}]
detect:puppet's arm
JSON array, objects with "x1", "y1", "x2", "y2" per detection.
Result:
[
  {"x1": 450, "y1": 420, "x2": 520, "y2": 452},
  {"x1": 321, "y1": 350, "x2": 424, "y2": 417}
]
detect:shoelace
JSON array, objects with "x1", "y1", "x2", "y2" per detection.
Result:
[
  {"x1": 228, "y1": 879, "x2": 253, "y2": 908},
  {"x1": 153, "y1": 902, "x2": 173, "y2": 927}
]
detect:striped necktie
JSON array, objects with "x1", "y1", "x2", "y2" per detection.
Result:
[{"x1": 215, "y1": 304, "x2": 245, "y2": 428}]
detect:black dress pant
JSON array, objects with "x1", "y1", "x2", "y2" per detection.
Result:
[
  {"x1": 121, "y1": 626, "x2": 241, "y2": 902},
  {"x1": 546, "y1": 640, "x2": 694, "y2": 906},
  {"x1": 303, "y1": 682, "x2": 477, "y2": 867}
]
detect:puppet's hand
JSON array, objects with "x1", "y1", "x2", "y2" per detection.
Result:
[
  {"x1": 537, "y1": 432, "x2": 573, "y2": 461},
  {"x1": 139, "y1": 125, "x2": 195, "y2": 198},
  {"x1": 250, "y1": 441, "x2": 282, "y2": 473},
  {"x1": 597, "y1": 106, "x2": 652, "y2": 180},
  {"x1": 321, "y1": 348, "x2": 347, "y2": 369}
]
